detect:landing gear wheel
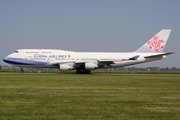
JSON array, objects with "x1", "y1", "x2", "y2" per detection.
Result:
[
  {"x1": 76, "y1": 70, "x2": 91, "y2": 74},
  {"x1": 84, "y1": 70, "x2": 91, "y2": 74},
  {"x1": 20, "y1": 68, "x2": 24, "y2": 73},
  {"x1": 87, "y1": 70, "x2": 91, "y2": 74}
]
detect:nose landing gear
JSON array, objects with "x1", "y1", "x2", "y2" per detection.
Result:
[{"x1": 20, "y1": 68, "x2": 24, "y2": 73}]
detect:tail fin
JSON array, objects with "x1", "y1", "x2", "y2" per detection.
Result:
[{"x1": 136, "y1": 29, "x2": 171, "y2": 53}]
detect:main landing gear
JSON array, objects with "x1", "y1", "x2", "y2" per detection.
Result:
[
  {"x1": 20, "y1": 68, "x2": 24, "y2": 73},
  {"x1": 76, "y1": 70, "x2": 91, "y2": 74}
]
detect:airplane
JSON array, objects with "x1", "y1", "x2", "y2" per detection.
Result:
[{"x1": 3, "y1": 29, "x2": 174, "y2": 74}]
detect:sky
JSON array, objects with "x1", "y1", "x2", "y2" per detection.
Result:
[{"x1": 0, "y1": 0, "x2": 179, "y2": 67}]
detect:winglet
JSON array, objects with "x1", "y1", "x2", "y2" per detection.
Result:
[{"x1": 136, "y1": 29, "x2": 171, "y2": 53}]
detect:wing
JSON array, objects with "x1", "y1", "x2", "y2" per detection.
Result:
[
  {"x1": 98, "y1": 60, "x2": 115, "y2": 66},
  {"x1": 75, "y1": 60, "x2": 115, "y2": 67}
]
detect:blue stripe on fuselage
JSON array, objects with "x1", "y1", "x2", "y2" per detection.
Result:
[{"x1": 3, "y1": 57, "x2": 51, "y2": 66}]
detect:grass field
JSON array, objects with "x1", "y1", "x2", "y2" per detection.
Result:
[
  {"x1": 0, "y1": 74, "x2": 180, "y2": 120},
  {"x1": 1, "y1": 69, "x2": 180, "y2": 74}
]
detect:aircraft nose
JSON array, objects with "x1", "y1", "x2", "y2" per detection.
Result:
[{"x1": 3, "y1": 57, "x2": 8, "y2": 63}]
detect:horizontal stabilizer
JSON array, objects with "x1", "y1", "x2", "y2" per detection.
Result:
[{"x1": 144, "y1": 52, "x2": 175, "y2": 58}]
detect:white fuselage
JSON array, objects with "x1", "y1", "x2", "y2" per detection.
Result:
[
  {"x1": 3, "y1": 49, "x2": 166, "y2": 70},
  {"x1": 3, "y1": 29, "x2": 173, "y2": 73}
]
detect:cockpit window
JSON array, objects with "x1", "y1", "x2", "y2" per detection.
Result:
[{"x1": 14, "y1": 51, "x2": 19, "y2": 53}]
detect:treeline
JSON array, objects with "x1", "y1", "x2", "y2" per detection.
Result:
[
  {"x1": 116, "y1": 67, "x2": 180, "y2": 71},
  {"x1": 1, "y1": 65, "x2": 180, "y2": 71}
]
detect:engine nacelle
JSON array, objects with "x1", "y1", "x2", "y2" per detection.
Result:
[
  {"x1": 85, "y1": 63, "x2": 98, "y2": 70},
  {"x1": 59, "y1": 64, "x2": 72, "y2": 71}
]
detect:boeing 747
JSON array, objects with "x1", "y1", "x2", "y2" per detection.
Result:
[{"x1": 3, "y1": 29, "x2": 174, "y2": 74}]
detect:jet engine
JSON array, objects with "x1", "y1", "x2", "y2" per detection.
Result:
[
  {"x1": 85, "y1": 63, "x2": 98, "y2": 70},
  {"x1": 59, "y1": 64, "x2": 73, "y2": 71}
]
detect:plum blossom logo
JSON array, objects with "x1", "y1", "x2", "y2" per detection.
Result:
[{"x1": 147, "y1": 36, "x2": 164, "y2": 51}]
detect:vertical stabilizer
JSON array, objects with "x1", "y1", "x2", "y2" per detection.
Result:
[{"x1": 136, "y1": 29, "x2": 171, "y2": 53}]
